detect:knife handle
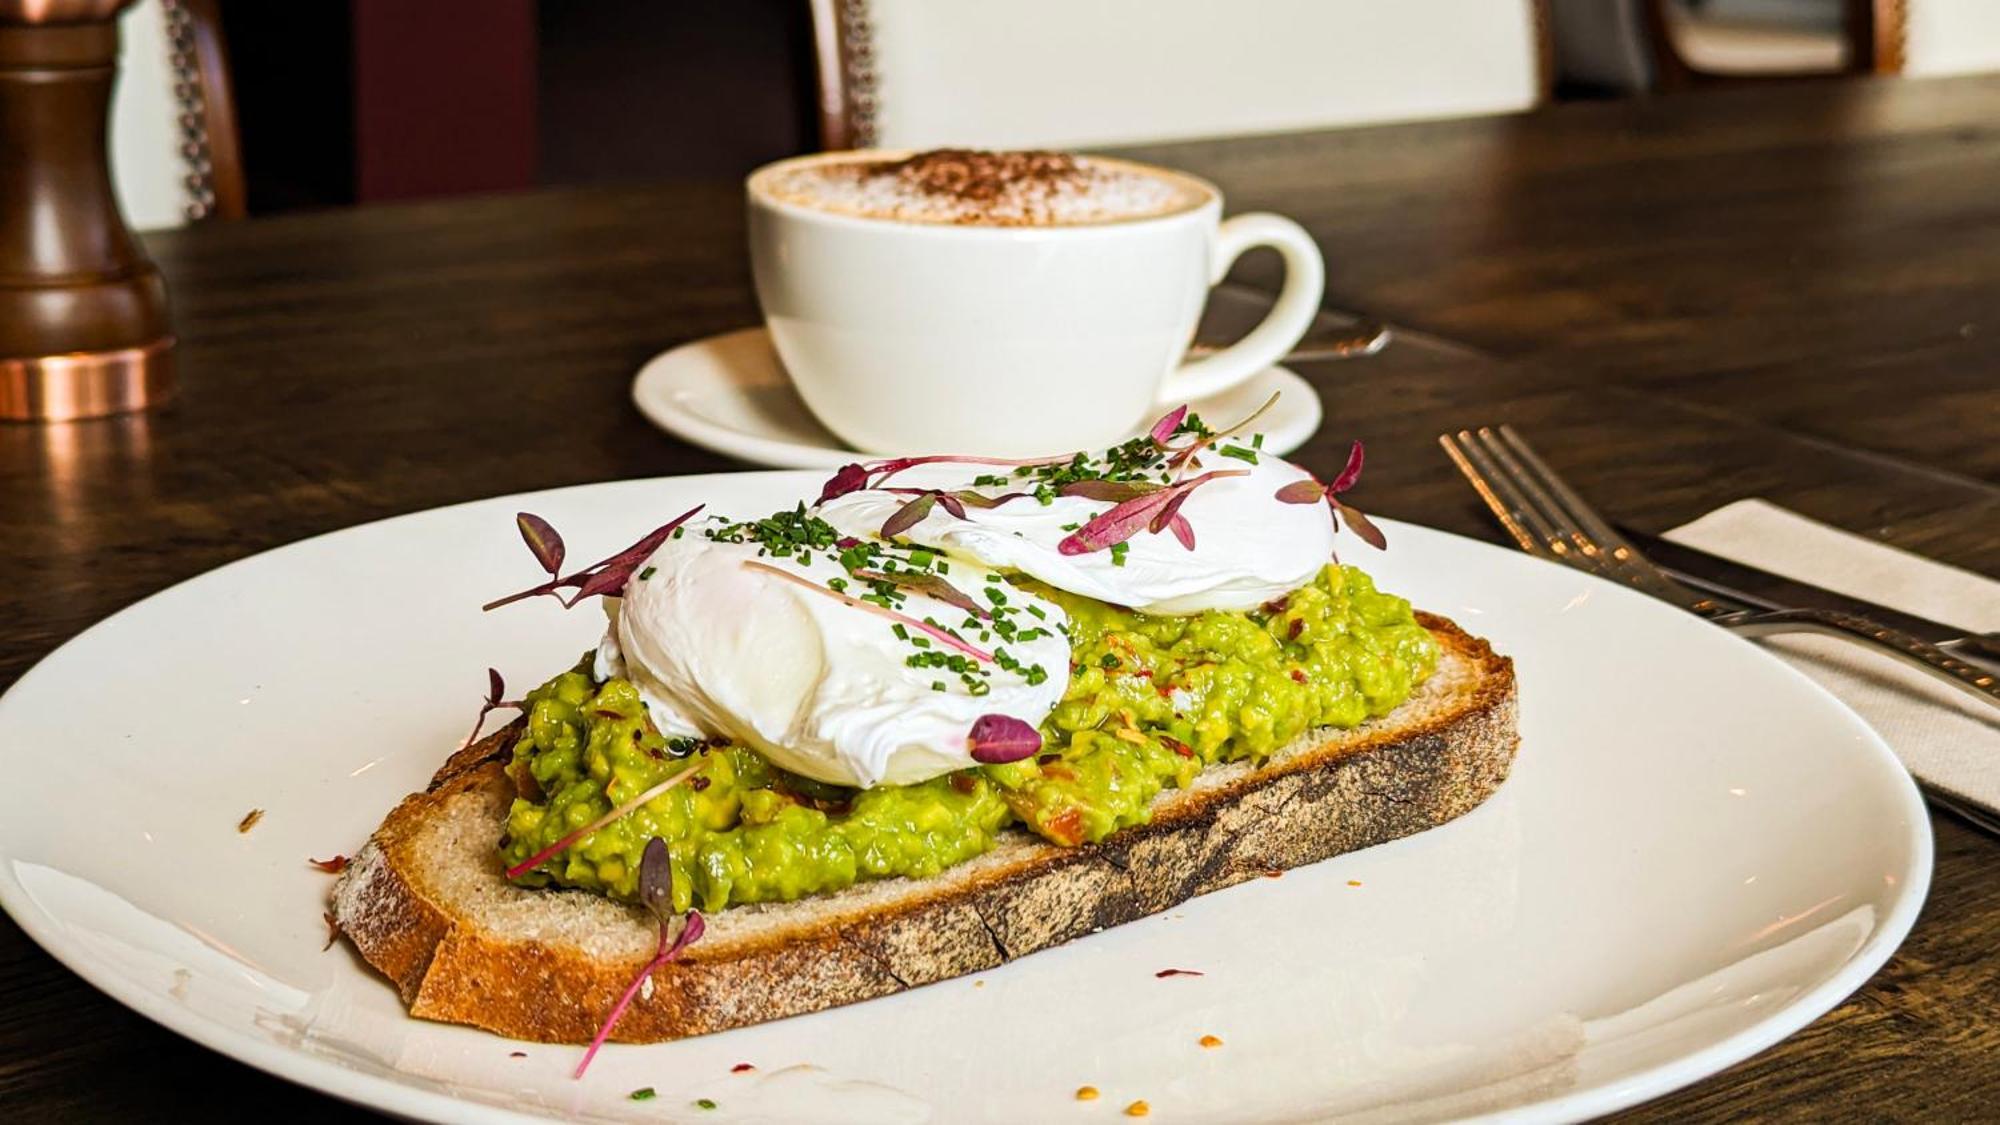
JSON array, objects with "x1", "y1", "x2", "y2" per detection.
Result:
[{"x1": 1723, "y1": 608, "x2": 2000, "y2": 710}]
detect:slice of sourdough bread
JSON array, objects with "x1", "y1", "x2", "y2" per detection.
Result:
[{"x1": 332, "y1": 612, "x2": 1516, "y2": 1044}]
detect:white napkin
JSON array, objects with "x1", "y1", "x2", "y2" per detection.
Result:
[{"x1": 1667, "y1": 499, "x2": 2000, "y2": 813}]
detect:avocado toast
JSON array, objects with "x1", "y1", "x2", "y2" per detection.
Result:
[
  {"x1": 334, "y1": 615, "x2": 1512, "y2": 1043},
  {"x1": 331, "y1": 404, "x2": 1520, "y2": 1052}
]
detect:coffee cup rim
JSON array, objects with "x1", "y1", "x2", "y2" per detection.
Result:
[{"x1": 745, "y1": 150, "x2": 1222, "y2": 234}]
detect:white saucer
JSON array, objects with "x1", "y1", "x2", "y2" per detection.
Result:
[{"x1": 631, "y1": 327, "x2": 1323, "y2": 469}]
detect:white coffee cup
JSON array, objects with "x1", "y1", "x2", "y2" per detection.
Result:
[{"x1": 746, "y1": 151, "x2": 1324, "y2": 457}]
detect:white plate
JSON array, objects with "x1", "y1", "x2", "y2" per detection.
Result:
[
  {"x1": 631, "y1": 327, "x2": 1322, "y2": 469},
  {"x1": 0, "y1": 472, "x2": 1929, "y2": 1124}
]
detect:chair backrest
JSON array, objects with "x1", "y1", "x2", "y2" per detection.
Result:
[
  {"x1": 112, "y1": 0, "x2": 243, "y2": 229},
  {"x1": 1882, "y1": 0, "x2": 2000, "y2": 76},
  {"x1": 811, "y1": 0, "x2": 1549, "y2": 151}
]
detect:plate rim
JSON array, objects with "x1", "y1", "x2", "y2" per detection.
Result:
[{"x1": 0, "y1": 471, "x2": 1933, "y2": 1124}]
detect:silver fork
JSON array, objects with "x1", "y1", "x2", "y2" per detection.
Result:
[
  {"x1": 1441, "y1": 425, "x2": 2000, "y2": 836},
  {"x1": 1437, "y1": 425, "x2": 2000, "y2": 714}
]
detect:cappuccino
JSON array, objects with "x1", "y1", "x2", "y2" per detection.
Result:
[{"x1": 758, "y1": 149, "x2": 1206, "y2": 227}]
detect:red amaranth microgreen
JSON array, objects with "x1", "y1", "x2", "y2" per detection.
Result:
[
  {"x1": 1056, "y1": 469, "x2": 1248, "y2": 556},
  {"x1": 743, "y1": 560, "x2": 994, "y2": 662},
  {"x1": 1154, "y1": 968, "x2": 1205, "y2": 978},
  {"x1": 815, "y1": 454, "x2": 1071, "y2": 506},
  {"x1": 482, "y1": 506, "x2": 704, "y2": 612},
  {"x1": 877, "y1": 487, "x2": 1028, "y2": 537},
  {"x1": 850, "y1": 569, "x2": 988, "y2": 618},
  {"x1": 1148, "y1": 404, "x2": 1188, "y2": 446},
  {"x1": 505, "y1": 760, "x2": 706, "y2": 880},
  {"x1": 1155, "y1": 392, "x2": 1280, "y2": 473},
  {"x1": 308, "y1": 855, "x2": 349, "y2": 874},
  {"x1": 1058, "y1": 479, "x2": 1162, "y2": 503},
  {"x1": 1272, "y1": 440, "x2": 1387, "y2": 550},
  {"x1": 967, "y1": 714, "x2": 1042, "y2": 764},
  {"x1": 881, "y1": 491, "x2": 942, "y2": 538},
  {"x1": 1273, "y1": 480, "x2": 1323, "y2": 504},
  {"x1": 515, "y1": 512, "x2": 565, "y2": 575},
  {"x1": 462, "y1": 667, "x2": 520, "y2": 749},
  {"x1": 574, "y1": 837, "x2": 705, "y2": 1079},
  {"x1": 1329, "y1": 439, "x2": 1365, "y2": 493}
]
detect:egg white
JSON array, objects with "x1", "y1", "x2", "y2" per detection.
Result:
[
  {"x1": 818, "y1": 452, "x2": 1337, "y2": 615},
  {"x1": 595, "y1": 530, "x2": 1070, "y2": 787}
]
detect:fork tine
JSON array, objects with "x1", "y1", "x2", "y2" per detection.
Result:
[
  {"x1": 1481, "y1": 426, "x2": 1692, "y2": 599},
  {"x1": 1467, "y1": 428, "x2": 1609, "y2": 570},
  {"x1": 1438, "y1": 433, "x2": 1541, "y2": 555},
  {"x1": 1439, "y1": 430, "x2": 1568, "y2": 560},
  {"x1": 1492, "y1": 426, "x2": 1644, "y2": 562}
]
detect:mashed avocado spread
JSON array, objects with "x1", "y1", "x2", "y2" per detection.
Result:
[{"x1": 500, "y1": 564, "x2": 1437, "y2": 912}]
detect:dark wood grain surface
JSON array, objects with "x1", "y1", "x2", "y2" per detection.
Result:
[
  {"x1": 4, "y1": 75, "x2": 1999, "y2": 1121},
  {"x1": 1123, "y1": 73, "x2": 2000, "y2": 487}
]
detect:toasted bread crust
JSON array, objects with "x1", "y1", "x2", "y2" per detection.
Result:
[{"x1": 333, "y1": 613, "x2": 1517, "y2": 1043}]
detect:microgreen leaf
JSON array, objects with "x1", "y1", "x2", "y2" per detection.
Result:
[
  {"x1": 1167, "y1": 513, "x2": 1195, "y2": 550},
  {"x1": 483, "y1": 506, "x2": 704, "y2": 612},
  {"x1": 1163, "y1": 391, "x2": 1282, "y2": 473},
  {"x1": 1337, "y1": 501, "x2": 1388, "y2": 550},
  {"x1": 1148, "y1": 405, "x2": 1188, "y2": 446},
  {"x1": 967, "y1": 714, "x2": 1042, "y2": 764},
  {"x1": 1059, "y1": 479, "x2": 1163, "y2": 503},
  {"x1": 816, "y1": 463, "x2": 870, "y2": 505},
  {"x1": 515, "y1": 513, "x2": 565, "y2": 576},
  {"x1": 574, "y1": 840, "x2": 706, "y2": 1084},
  {"x1": 462, "y1": 667, "x2": 521, "y2": 750},
  {"x1": 951, "y1": 490, "x2": 1028, "y2": 510},
  {"x1": 815, "y1": 453, "x2": 1073, "y2": 510},
  {"x1": 850, "y1": 569, "x2": 988, "y2": 618},
  {"x1": 638, "y1": 837, "x2": 674, "y2": 923},
  {"x1": 881, "y1": 492, "x2": 939, "y2": 539},
  {"x1": 1329, "y1": 440, "x2": 1366, "y2": 493},
  {"x1": 1148, "y1": 487, "x2": 1193, "y2": 536},
  {"x1": 743, "y1": 560, "x2": 995, "y2": 663},
  {"x1": 935, "y1": 492, "x2": 967, "y2": 519},
  {"x1": 1273, "y1": 479, "x2": 1324, "y2": 504},
  {"x1": 1057, "y1": 470, "x2": 1247, "y2": 556}
]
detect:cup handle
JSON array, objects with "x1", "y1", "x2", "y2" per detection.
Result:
[{"x1": 1157, "y1": 213, "x2": 1326, "y2": 406}]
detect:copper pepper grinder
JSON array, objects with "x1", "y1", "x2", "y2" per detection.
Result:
[{"x1": 0, "y1": 0, "x2": 173, "y2": 421}]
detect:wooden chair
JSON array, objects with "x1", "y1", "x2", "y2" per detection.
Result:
[
  {"x1": 808, "y1": 0, "x2": 1552, "y2": 151},
  {"x1": 113, "y1": 0, "x2": 243, "y2": 228}
]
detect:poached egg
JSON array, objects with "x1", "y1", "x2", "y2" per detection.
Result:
[
  {"x1": 818, "y1": 449, "x2": 1336, "y2": 615},
  {"x1": 594, "y1": 522, "x2": 1070, "y2": 788}
]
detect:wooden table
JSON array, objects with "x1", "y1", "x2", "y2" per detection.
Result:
[{"x1": 4, "y1": 74, "x2": 1997, "y2": 1120}]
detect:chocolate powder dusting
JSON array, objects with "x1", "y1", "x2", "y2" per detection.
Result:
[
  {"x1": 874, "y1": 149, "x2": 1085, "y2": 204},
  {"x1": 772, "y1": 146, "x2": 1192, "y2": 226}
]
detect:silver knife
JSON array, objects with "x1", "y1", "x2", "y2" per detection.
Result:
[{"x1": 1619, "y1": 525, "x2": 2000, "y2": 664}]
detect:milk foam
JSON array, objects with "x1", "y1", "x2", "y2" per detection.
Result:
[{"x1": 762, "y1": 149, "x2": 1205, "y2": 227}]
